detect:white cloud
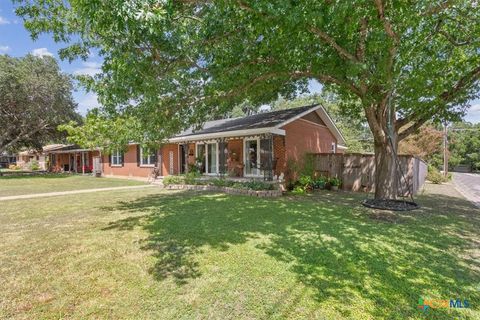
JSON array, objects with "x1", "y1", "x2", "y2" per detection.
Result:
[
  {"x1": 77, "y1": 92, "x2": 100, "y2": 115},
  {"x1": 469, "y1": 103, "x2": 480, "y2": 112},
  {"x1": 0, "y1": 16, "x2": 10, "y2": 25},
  {"x1": 32, "y1": 47, "x2": 54, "y2": 57},
  {"x1": 74, "y1": 61, "x2": 102, "y2": 76},
  {"x1": 464, "y1": 103, "x2": 480, "y2": 124},
  {"x1": 0, "y1": 45, "x2": 10, "y2": 53}
]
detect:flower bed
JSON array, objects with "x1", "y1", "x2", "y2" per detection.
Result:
[{"x1": 162, "y1": 175, "x2": 282, "y2": 197}]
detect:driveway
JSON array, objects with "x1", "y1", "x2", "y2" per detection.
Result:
[{"x1": 453, "y1": 172, "x2": 480, "y2": 208}]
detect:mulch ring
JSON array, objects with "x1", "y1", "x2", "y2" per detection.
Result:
[{"x1": 362, "y1": 199, "x2": 420, "y2": 211}]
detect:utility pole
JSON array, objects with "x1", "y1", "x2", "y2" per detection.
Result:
[{"x1": 443, "y1": 122, "x2": 448, "y2": 177}]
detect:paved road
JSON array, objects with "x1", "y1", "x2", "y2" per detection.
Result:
[
  {"x1": 453, "y1": 172, "x2": 480, "y2": 208},
  {"x1": 0, "y1": 185, "x2": 155, "y2": 202}
]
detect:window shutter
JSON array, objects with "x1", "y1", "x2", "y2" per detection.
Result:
[
  {"x1": 120, "y1": 152, "x2": 124, "y2": 167},
  {"x1": 153, "y1": 149, "x2": 158, "y2": 165},
  {"x1": 108, "y1": 153, "x2": 111, "y2": 167},
  {"x1": 136, "y1": 145, "x2": 140, "y2": 166}
]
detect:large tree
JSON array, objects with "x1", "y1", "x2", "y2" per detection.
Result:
[
  {"x1": 14, "y1": 0, "x2": 480, "y2": 199},
  {"x1": 0, "y1": 54, "x2": 80, "y2": 153}
]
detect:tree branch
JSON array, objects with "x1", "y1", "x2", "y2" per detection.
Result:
[
  {"x1": 373, "y1": 0, "x2": 399, "y2": 44},
  {"x1": 423, "y1": 1, "x2": 454, "y2": 16},
  {"x1": 440, "y1": 65, "x2": 480, "y2": 102},
  {"x1": 0, "y1": 121, "x2": 49, "y2": 154},
  {"x1": 356, "y1": 18, "x2": 368, "y2": 61},
  {"x1": 309, "y1": 27, "x2": 359, "y2": 63},
  {"x1": 398, "y1": 118, "x2": 429, "y2": 141}
]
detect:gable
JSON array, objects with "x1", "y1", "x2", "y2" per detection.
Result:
[{"x1": 301, "y1": 111, "x2": 326, "y2": 126}]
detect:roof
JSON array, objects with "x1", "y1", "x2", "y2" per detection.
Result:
[
  {"x1": 170, "y1": 104, "x2": 347, "y2": 146},
  {"x1": 48, "y1": 144, "x2": 99, "y2": 153},
  {"x1": 18, "y1": 144, "x2": 67, "y2": 156},
  {"x1": 176, "y1": 104, "x2": 316, "y2": 138}
]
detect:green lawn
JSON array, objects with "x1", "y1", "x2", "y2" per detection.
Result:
[
  {"x1": 0, "y1": 183, "x2": 478, "y2": 319},
  {"x1": 0, "y1": 174, "x2": 146, "y2": 197}
]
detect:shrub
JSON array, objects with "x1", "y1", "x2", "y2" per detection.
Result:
[
  {"x1": 292, "y1": 185, "x2": 306, "y2": 194},
  {"x1": 29, "y1": 160, "x2": 40, "y2": 171},
  {"x1": 427, "y1": 165, "x2": 448, "y2": 184},
  {"x1": 241, "y1": 180, "x2": 275, "y2": 190},
  {"x1": 185, "y1": 171, "x2": 201, "y2": 184},
  {"x1": 329, "y1": 177, "x2": 342, "y2": 187},
  {"x1": 8, "y1": 164, "x2": 21, "y2": 170},
  {"x1": 162, "y1": 175, "x2": 186, "y2": 186},
  {"x1": 187, "y1": 163, "x2": 200, "y2": 174},
  {"x1": 297, "y1": 174, "x2": 314, "y2": 192}
]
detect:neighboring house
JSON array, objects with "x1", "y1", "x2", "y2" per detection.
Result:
[
  {"x1": 15, "y1": 144, "x2": 100, "y2": 173},
  {"x1": 16, "y1": 144, "x2": 66, "y2": 170},
  {"x1": 0, "y1": 152, "x2": 16, "y2": 168},
  {"x1": 47, "y1": 145, "x2": 100, "y2": 173},
  {"x1": 102, "y1": 104, "x2": 347, "y2": 179}
]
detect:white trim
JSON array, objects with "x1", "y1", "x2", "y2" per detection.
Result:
[
  {"x1": 169, "y1": 127, "x2": 285, "y2": 143},
  {"x1": 274, "y1": 105, "x2": 347, "y2": 146},
  {"x1": 275, "y1": 105, "x2": 322, "y2": 128},
  {"x1": 111, "y1": 149, "x2": 123, "y2": 166},
  {"x1": 195, "y1": 142, "x2": 219, "y2": 175},
  {"x1": 243, "y1": 137, "x2": 263, "y2": 177},
  {"x1": 140, "y1": 147, "x2": 155, "y2": 166},
  {"x1": 331, "y1": 142, "x2": 336, "y2": 153},
  {"x1": 297, "y1": 117, "x2": 328, "y2": 128}
]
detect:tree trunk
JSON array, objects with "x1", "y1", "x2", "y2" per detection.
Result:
[{"x1": 373, "y1": 132, "x2": 399, "y2": 199}]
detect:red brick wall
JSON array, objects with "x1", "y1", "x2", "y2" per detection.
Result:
[
  {"x1": 103, "y1": 145, "x2": 155, "y2": 178},
  {"x1": 282, "y1": 118, "x2": 337, "y2": 161},
  {"x1": 273, "y1": 135, "x2": 286, "y2": 176}
]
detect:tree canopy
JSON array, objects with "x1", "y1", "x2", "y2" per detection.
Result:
[
  {"x1": 58, "y1": 109, "x2": 148, "y2": 155},
  {"x1": 0, "y1": 54, "x2": 80, "y2": 154},
  {"x1": 14, "y1": 0, "x2": 480, "y2": 198},
  {"x1": 448, "y1": 122, "x2": 480, "y2": 171}
]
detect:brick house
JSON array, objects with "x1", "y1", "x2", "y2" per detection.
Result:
[{"x1": 102, "y1": 104, "x2": 347, "y2": 180}]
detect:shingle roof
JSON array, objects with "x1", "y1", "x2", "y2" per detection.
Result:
[{"x1": 175, "y1": 104, "x2": 317, "y2": 137}]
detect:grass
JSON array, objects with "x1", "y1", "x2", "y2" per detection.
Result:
[
  {"x1": 0, "y1": 183, "x2": 479, "y2": 319},
  {"x1": 0, "y1": 174, "x2": 146, "y2": 197}
]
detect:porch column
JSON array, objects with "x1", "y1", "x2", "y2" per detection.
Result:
[
  {"x1": 73, "y1": 153, "x2": 77, "y2": 172},
  {"x1": 82, "y1": 152, "x2": 85, "y2": 174}
]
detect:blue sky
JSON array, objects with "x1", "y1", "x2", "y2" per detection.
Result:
[{"x1": 1, "y1": 2, "x2": 479, "y2": 123}]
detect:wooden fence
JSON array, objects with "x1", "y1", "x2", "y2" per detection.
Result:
[{"x1": 309, "y1": 153, "x2": 427, "y2": 195}]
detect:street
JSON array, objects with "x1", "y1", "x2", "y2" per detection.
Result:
[{"x1": 453, "y1": 172, "x2": 480, "y2": 208}]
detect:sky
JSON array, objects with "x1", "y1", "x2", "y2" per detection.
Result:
[{"x1": 1, "y1": 2, "x2": 479, "y2": 123}]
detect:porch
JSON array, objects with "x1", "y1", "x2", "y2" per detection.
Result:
[
  {"x1": 48, "y1": 147, "x2": 100, "y2": 174},
  {"x1": 166, "y1": 134, "x2": 286, "y2": 181}
]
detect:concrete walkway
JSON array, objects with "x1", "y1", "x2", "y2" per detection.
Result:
[
  {"x1": 0, "y1": 185, "x2": 155, "y2": 201},
  {"x1": 453, "y1": 172, "x2": 480, "y2": 208}
]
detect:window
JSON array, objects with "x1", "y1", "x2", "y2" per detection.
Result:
[
  {"x1": 331, "y1": 142, "x2": 336, "y2": 153},
  {"x1": 244, "y1": 139, "x2": 261, "y2": 176},
  {"x1": 140, "y1": 147, "x2": 156, "y2": 166},
  {"x1": 111, "y1": 150, "x2": 123, "y2": 166},
  {"x1": 196, "y1": 142, "x2": 218, "y2": 174},
  {"x1": 207, "y1": 143, "x2": 217, "y2": 174}
]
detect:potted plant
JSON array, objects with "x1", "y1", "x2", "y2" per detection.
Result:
[
  {"x1": 314, "y1": 176, "x2": 327, "y2": 190},
  {"x1": 329, "y1": 177, "x2": 341, "y2": 191}
]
